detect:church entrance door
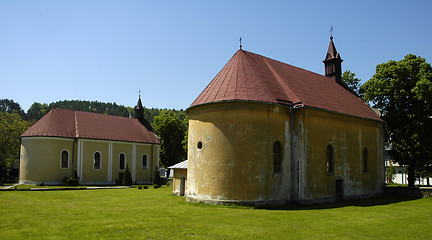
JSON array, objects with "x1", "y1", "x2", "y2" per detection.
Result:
[{"x1": 180, "y1": 177, "x2": 186, "y2": 196}]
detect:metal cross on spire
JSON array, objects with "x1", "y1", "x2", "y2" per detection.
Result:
[
  {"x1": 139, "y1": 90, "x2": 141, "y2": 98},
  {"x1": 330, "y1": 26, "x2": 334, "y2": 38},
  {"x1": 239, "y1": 37, "x2": 242, "y2": 50}
]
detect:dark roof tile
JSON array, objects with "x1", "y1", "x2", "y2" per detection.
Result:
[{"x1": 22, "y1": 108, "x2": 160, "y2": 144}]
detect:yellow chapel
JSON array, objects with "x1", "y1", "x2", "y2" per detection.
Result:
[{"x1": 185, "y1": 37, "x2": 384, "y2": 205}]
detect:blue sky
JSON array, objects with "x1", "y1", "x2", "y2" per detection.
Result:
[{"x1": 1, "y1": 1, "x2": 431, "y2": 111}]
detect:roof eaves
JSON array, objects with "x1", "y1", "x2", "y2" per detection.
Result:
[{"x1": 300, "y1": 105, "x2": 384, "y2": 123}]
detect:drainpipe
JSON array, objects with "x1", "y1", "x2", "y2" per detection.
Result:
[
  {"x1": 72, "y1": 138, "x2": 77, "y2": 177},
  {"x1": 289, "y1": 107, "x2": 295, "y2": 202},
  {"x1": 18, "y1": 137, "x2": 22, "y2": 183},
  {"x1": 150, "y1": 143, "x2": 154, "y2": 184}
]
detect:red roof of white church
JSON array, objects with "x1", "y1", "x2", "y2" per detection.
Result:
[
  {"x1": 190, "y1": 49, "x2": 382, "y2": 122},
  {"x1": 21, "y1": 108, "x2": 160, "y2": 144}
]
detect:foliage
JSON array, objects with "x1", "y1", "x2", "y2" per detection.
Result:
[
  {"x1": 153, "y1": 168, "x2": 162, "y2": 187},
  {"x1": 27, "y1": 100, "x2": 130, "y2": 121},
  {"x1": 62, "y1": 170, "x2": 79, "y2": 186},
  {"x1": 154, "y1": 110, "x2": 187, "y2": 168},
  {"x1": 341, "y1": 70, "x2": 363, "y2": 97},
  {"x1": 26, "y1": 102, "x2": 50, "y2": 121},
  {"x1": 386, "y1": 161, "x2": 396, "y2": 183},
  {"x1": 361, "y1": 54, "x2": 432, "y2": 187},
  {"x1": 118, "y1": 164, "x2": 133, "y2": 186},
  {"x1": 0, "y1": 112, "x2": 30, "y2": 182},
  {"x1": 0, "y1": 188, "x2": 431, "y2": 239},
  {"x1": 0, "y1": 99, "x2": 26, "y2": 119},
  {"x1": 415, "y1": 165, "x2": 432, "y2": 186},
  {"x1": 182, "y1": 115, "x2": 189, "y2": 155}
]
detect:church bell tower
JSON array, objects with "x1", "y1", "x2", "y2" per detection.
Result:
[
  {"x1": 134, "y1": 95, "x2": 153, "y2": 131},
  {"x1": 323, "y1": 36, "x2": 343, "y2": 84}
]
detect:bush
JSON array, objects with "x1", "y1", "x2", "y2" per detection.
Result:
[
  {"x1": 153, "y1": 168, "x2": 162, "y2": 187},
  {"x1": 153, "y1": 184, "x2": 159, "y2": 189},
  {"x1": 123, "y1": 164, "x2": 133, "y2": 186},
  {"x1": 422, "y1": 190, "x2": 432, "y2": 198},
  {"x1": 62, "y1": 170, "x2": 79, "y2": 186},
  {"x1": 144, "y1": 185, "x2": 148, "y2": 189}
]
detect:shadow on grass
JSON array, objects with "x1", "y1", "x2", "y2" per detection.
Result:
[
  {"x1": 258, "y1": 188, "x2": 429, "y2": 211},
  {"x1": 261, "y1": 194, "x2": 422, "y2": 211}
]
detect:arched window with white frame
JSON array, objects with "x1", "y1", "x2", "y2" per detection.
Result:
[
  {"x1": 142, "y1": 154, "x2": 148, "y2": 170},
  {"x1": 94, "y1": 152, "x2": 101, "y2": 170},
  {"x1": 119, "y1": 153, "x2": 126, "y2": 170}
]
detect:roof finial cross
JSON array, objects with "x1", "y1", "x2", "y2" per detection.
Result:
[
  {"x1": 239, "y1": 37, "x2": 242, "y2": 50},
  {"x1": 139, "y1": 90, "x2": 141, "y2": 98},
  {"x1": 330, "y1": 26, "x2": 334, "y2": 39}
]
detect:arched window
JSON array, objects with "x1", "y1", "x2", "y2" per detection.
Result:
[
  {"x1": 273, "y1": 141, "x2": 282, "y2": 173},
  {"x1": 363, "y1": 148, "x2": 368, "y2": 173},
  {"x1": 142, "y1": 154, "x2": 148, "y2": 170},
  {"x1": 326, "y1": 145, "x2": 334, "y2": 173},
  {"x1": 94, "y1": 152, "x2": 101, "y2": 170},
  {"x1": 119, "y1": 153, "x2": 125, "y2": 170},
  {"x1": 61, "y1": 150, "x2": 69, "y2": 168}
]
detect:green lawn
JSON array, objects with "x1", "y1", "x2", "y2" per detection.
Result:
[{"x1": 0, "y1": 186, "x2": 431, "y2": 239}]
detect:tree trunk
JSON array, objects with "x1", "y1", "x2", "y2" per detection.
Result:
[{"x1": 408, "y1": 165, "x2": 416, "y2": 187}]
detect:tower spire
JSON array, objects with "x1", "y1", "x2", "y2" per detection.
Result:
[
  {"x1": 134, "y1": 94, "x2": 153, "y2": 131},
  {"x1": 323, "y1": 34, "x2": 343, "y2": 83}
]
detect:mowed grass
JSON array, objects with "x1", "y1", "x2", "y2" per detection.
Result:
[{"x1": 0, "y1": 186, "x2": 431, "y2": 239}]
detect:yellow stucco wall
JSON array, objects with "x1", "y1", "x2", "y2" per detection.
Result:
[
  {"x1": 20, "y1": 137, "x2": 76, "y2": 184},
  {"x1": 187, "y1": 102, "x2": 292, "y2": 204},
  {"x1": 186, "y1": 101, "x2": 384, "y2": 205},
  {"x1": 172, "y1": 168, "x2": 187, "y2": 196},
  {"x1": 135, "y1": 144, "x2": 158, "y2": 183},
  {"x1": 20, "y1": 137, "x2": 159, "y2": 185},
  {"x1": 300, "y1": 108, "x2": 384, "y2": 201}
]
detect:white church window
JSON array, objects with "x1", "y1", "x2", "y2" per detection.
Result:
[
  {"x1": 119, "y1": 153, "x2": 126, "y2": 170},
  {"x1": 94, "y1": 152, "x2": 101, "y2": 170},
  {"x1": 61, "y1": 150, "x2": 69, "y2": 169},
  {"x1": 142, "y1": 154, "x2": 148, "y2": 170}
]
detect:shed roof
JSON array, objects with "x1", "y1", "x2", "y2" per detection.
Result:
[
  {"x1": 189, "y1": 50, "x2": 381, "y2": 122},
  {"x1": 168, "y1": 160, "x2": 188, "y2": 169},
  {"x1": 21, "y1": 108, "x2": 160, "y2": 144}
]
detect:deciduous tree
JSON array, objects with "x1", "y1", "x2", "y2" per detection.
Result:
[
  {"x1": 361, "y1": 54, "x2": 432, "y2": 187},
  {"x1": 154, "y1": 110, "x2": 186, "y2": 171},
  {"x1": 341, "y1": 70, "x2": 362, "y2": 97},
  {"x1": 0, "y1": 112, "x2": 30, "y2": 182}
]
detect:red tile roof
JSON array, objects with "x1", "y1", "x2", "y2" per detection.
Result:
[
  {"x1": 21, "y1": 108, "x2": 160, "y2": 144},
  {"x1": 190, "y1": 50, "x2": 382, "y2": 122}
]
